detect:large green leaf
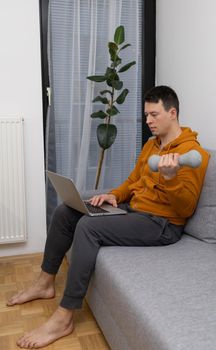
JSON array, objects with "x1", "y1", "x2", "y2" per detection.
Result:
[
  {"x1": 97, "y1": 124, "x2": 117, "y2": 150},
  {"x1": 109, "y1": 48, "x2": 117, "y2": 62},
  {"x1": 105, "y1": 67, "x2": 115, "y2": 75},
  {"x1": 87, "y1": 75, "x2": 107, "y2": 82},
  {"x1": 116, "y1": 89, "x2": 129, "y2": 104},
  {"x1": 108, "y1": 42, "x2": 118, "y2": 51},
  {"x1": 90, "y1": 110, "x2": 107, "y2": 119},
  {"x1": 118, "y1": 61, "x2": 136, "y2": 73},
  {"x1": 114, "y1": 26, "x2": 125, "y2": 45},
  {"x1": 108, "y1": 42, "x2": 118, "y2": 61},
  {"x1": 92, "y1": 96, "x2": 109, "y2": 104},
  {"x1": 107, "y1": 79, "x2": 113, "y2": 87},
  {"x1": 107, "y1": 75, "x2": 120, "y2": 88},
  {"x1": 106, "y1": 106, "x2": 120, "y2": 116},
  {"x1": 111, "y1": 80, "x2": 123, "y2": 90},
  {"x1": 105, "y1": 67, "x2": 118, "y2": 81}
]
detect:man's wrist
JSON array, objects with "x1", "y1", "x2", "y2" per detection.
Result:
[
  {"x1": 109, "y1": 194, "x2": 117, "y2": 200},
  {"x1": 108, "y1": 192, "x2": 118, "y2": 202},
  {"x1": 163, "y1": 174, "x2": 176, "y2": 180}
]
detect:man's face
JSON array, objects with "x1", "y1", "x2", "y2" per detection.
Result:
[{"x1": 144, "y1": 100, "x2": 176, "y2": 137}]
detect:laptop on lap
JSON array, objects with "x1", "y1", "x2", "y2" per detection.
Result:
[{"x1": 46, "y1": 171, "x2": 126, "y2": 216}]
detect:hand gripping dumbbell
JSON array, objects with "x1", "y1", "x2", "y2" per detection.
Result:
[{"x1": 148, "y1": 150, "x2": 202, "y2": 172}]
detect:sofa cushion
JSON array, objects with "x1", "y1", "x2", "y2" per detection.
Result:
[
  {"x1": 87, "y1": 235, "x2": 216, "y2": 350},
  {"x1": 184, "y1": 149, "x2": 216, "y2": 243}
]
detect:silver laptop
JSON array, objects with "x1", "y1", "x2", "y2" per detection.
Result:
[{"x1": 46, "y1": 171, "x2": 126, "y2": 216}]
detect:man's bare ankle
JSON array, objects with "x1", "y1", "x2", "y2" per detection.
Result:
[
  {"x1": 37, "y1": 271, "x2": 55, "y2": 288},
  {"x1": 57, "y1": 306, "x2": 74, "y2": 324}
]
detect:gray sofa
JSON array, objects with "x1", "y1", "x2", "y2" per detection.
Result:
[{"x1": 86, "y1": 149, "x2": 216, "y2": 350}]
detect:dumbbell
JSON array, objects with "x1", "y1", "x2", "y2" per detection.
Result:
[{"x1": 148, "y1": 150, "x2": 202, "y2": 172}]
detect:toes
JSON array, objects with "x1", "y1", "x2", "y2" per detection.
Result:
[
  {"x1": 17, "y1": 338, "x2": 30, "y2": 348},
  {"x1": 17, "y1": 338, "x2": 40, "y2": 349},
  {"x1": 7, "y1": 298, "x2": 16, "y2": 306},
  {"x1": 25, "y1": 340, "x2": 36, "y2": 349},
  {"x1": 17, "y1": 335, "x2": 26, "y2": 347},
  {"x1": 7, "y1": 299, "x2": 17, "y2": 306},
  {"x1": 16, "y1": 329, "x2": 46, "y2": 349},
  {"x1": 17, "y1": 333, "x2": 33, "y2": 348},
  {"x1": 7, "y1": 291, "x2": 24, "y2": 305}
]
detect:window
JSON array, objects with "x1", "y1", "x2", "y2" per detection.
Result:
[{"x1": 39, "y1": 0, "x2": 156, "y2": 197}]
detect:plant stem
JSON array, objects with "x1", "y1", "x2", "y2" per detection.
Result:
[{"x1": 95, "y1": 148, "x2": 105, "y2": 189}]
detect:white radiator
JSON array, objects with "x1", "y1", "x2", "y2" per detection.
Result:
[{"x1": 0, "y1": 117, "x2": 27, "y2": 244}]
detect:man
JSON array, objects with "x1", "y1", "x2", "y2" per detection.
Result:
[{"x1": 7, "y1": 86, "x2": 209, "y2": 348}]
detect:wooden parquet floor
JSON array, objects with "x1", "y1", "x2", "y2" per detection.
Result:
[{"x1": 0, "y1": 253, "x2": 110, "y2": 350}]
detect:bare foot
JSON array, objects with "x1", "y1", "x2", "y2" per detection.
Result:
[
  {"x1": 17, "y1": 306, "x2": 74, "y2": 348},
  {"x1": 7, "y1": 272, "x2": 55, "y2": 306}
]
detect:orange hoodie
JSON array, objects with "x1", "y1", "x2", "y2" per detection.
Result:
[{"x1": 110, "y1": 127, "x2": 210, "y2": 225}]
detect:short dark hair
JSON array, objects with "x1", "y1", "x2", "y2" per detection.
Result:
[{"x1": 144, "y1": 85, "x2": 179, "y2": 117}]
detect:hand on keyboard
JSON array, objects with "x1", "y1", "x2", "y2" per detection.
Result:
[
  {"x1": 88, "y1": 193, "x2": 117, "y2": 207},
  {"x1": 84, "y1": 202, "x2": 108, "y2": 214}
]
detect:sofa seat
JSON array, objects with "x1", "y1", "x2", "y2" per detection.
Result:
[{"x1": 87, "y1": 234, "x2": 216, "y2": 350}]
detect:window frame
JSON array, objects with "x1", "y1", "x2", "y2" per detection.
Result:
[{"x1": 39, "y1": 0, "x2": 50, "y2": 147}]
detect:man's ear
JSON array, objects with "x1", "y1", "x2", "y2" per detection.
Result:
[{"x1": 169, "y1": 107, "x2": 177, "y2": 120}]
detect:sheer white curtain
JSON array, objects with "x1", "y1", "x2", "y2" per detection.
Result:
[{"x1": 47, "y1": 0, "x2": 142, "y2": 197}]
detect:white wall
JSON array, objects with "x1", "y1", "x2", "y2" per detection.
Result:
[
  {"x1": 156, "y1": 0, "x2": 216, "y2": 149},
  {"x1": 0, "y1": 0, "x2": 47, "y2": 256}
]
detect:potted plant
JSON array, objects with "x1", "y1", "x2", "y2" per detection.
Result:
[{"x1": 87, "y1": 25, "x2": 136, "y2": 189}]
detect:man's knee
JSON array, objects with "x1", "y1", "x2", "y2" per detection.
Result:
[
  {"x1": 51, "y1": 204, "x2": 83, "y2": 228},
  {"x1": 74, "y1": 216, "x2": 103, "y2": 238},
  {"x1": 74, "y1": 216, "x2": 107, "y2": 242},
  {"x1": 75, "y1": 215, "x2": 92, "y2": 231},
  {"x1": 52, "y1": 204, "x2": 72, "y2": 221}
]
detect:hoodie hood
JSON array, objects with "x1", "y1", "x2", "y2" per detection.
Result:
[{"x1": 153, "y1": 127, "x2": 200, "y2": 152}]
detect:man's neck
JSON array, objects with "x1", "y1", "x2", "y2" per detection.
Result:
[{"x1": 159, "y1": 127, "x2": 182, "y2": 149}]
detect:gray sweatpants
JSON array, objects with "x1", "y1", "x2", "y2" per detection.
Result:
[{"x1": 41, "y1": 203, "x2": 183, "y2": 309}]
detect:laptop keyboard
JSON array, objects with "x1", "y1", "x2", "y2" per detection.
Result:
[{"x1": 84, "y1": 201, "x2": 109, "y2": 214}]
